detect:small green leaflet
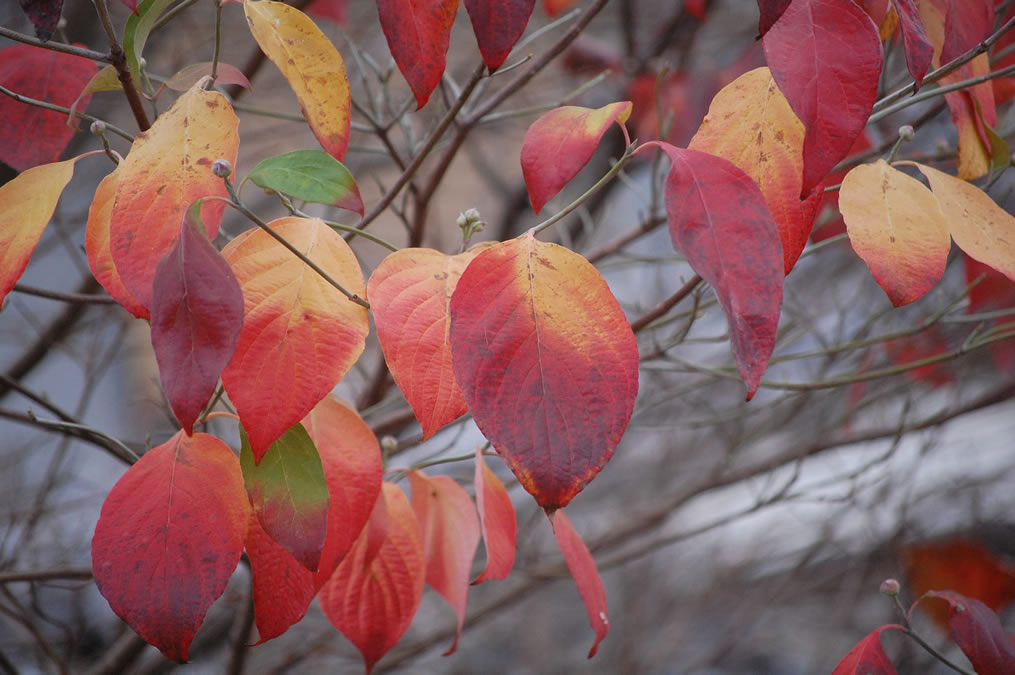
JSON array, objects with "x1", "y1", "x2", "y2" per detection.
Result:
[
  {"x1": 240, "y1": 423, "x2": 331, "y2": 572},
  {"x1": 247, "y1": 150, "x2": 364, "y2": 215},
  {"x1": 123, "y1": 0, "x2": 177, "y2": 88}
]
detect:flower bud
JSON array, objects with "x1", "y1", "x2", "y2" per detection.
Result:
[
  {"x1": 212, "y1": 159, "x2": 233, "y2": 178},
  {"x1": 89, "y1": 120, "x2": 106, "y2": 136},
  {"x1": 879, "y1": 578, "x2": 900, "y2": 596},
  {"x1": 898, "y1": 125, "x2": 915, "y2": 142},
  {"x1": 380, "y1": 435, "x2": 398, "y2": 454}
]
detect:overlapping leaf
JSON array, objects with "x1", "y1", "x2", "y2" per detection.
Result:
[
  {"x1": 151, "y1": 212, "x2": 244, "y2": 433},
  {"x1": 542, "y1": 0, "x2": 576, "y2": 17},
  {"x1": 521, "y1": 102, "x2": 632, "y2": 214},
  {"x1": 367, "y1": 246, "x2": 488, "y2": 439},
  {"x1": 548, "y1": 509, "x2": 608, "y2": 658},
  {"x1": 0, "y1": 44, "x2": 96, "y2": 171},
  {"x1": 762, "y1": 0, "x2": 883, "y2": 195},
  {"x1": 464, "y1": 0, "x2": 536, "y2": 71},
  {"x1": 409, "y1": 472, "x2": 481, "y2": 655},
  {"x1": 0, "y1": 158, "x2": 77, "y2": 309},
  {"x1": 922, "y1": 591, "x2": 1015, "y2": 674},
  {"x1": 318, "y1": 483, "x2": 425, "y2": 673},
  {"x1": 247, "y1": 150, "x2": 363, "y2": 215},
  {"x1": 221, "y1": 216, "x2": 369, "y2": 459},
  {"x1": 654, "y1": 143, "x2": 783, "y2": 399},
  {"x1": 91, "y1": 432, "x2": 248, "y2": 661},
  {"x1": 110, "y1": 84, "x2": 238, "y2": 310},
  {"x1": 472, "y1": 447, "x2": 516, "y2": 584},
  {"x1": 164, "y1": 62, "x2": 251, "y2": 92},
  {"x1": 376, "y1": 0, "x2": 458, "y2": 109},
  {"x1": 17, "y1": 0, "x2": 64, "y2": 41},
  {"x1": 832, "y1": 626, "x2": 900, "y2": 675},
  {"x1": 244, "y1": 0, "x2": 352, "y2": 160},
  {"x1": 893, "y1": 0, "x2": 933, "y2": 89},
  {"x1": 756, "y1": 0, "x2": 791, "y2": 37},
  {"x1": 124, "y1": 0, "x2": 177, "y2": 84},
  {"x1": 839, "y1": 160, "x2": 950, "y2": 307},
  {"x1": 689, "y1": 67, "x2": 818, "y2": 274},
  {"x1": 86, "y1": 171, "x2": 148, "y2": 319},
  {"x1": 246, "y1": 397, "x2": 383, "y2": 642},
  {"x1": 449, "y1": 232, "x2": 639, "y2": 509}
]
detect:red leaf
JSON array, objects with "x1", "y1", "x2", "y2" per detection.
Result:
[
  {"x1": 305, "y1": 0, "x2": 348, "y2": 24},
  {"x1": 465, "y1": 0, "x2": 536, "y2": 71},
  {"x1": 893, "y1": 0, "x2": 934, "y2": 89},
  {"x1": 409, "y1": 472, "x2": 481, "y2": 654},
  {"x1": 17, "y1": 0, "x2": 64, "y2": 41},
  {"x1": 472, "y1": 447, "x2": 516, "y2": 584},
  {"x1": 246, "y1": 397, "x2": 383, "y2": 643},
  {"x1": 543, "y1": 0, "x2": 577, "y2": 18},
  {"x1": 653, "y1": 142, "x2": 783, "y2": 399},
  {"x1": 164, "y1": 62, "x2": 252, "y2": 92},
  {"x1": 756, "y1": 0, "x2": 791, "y2": 36},
  {"x1": 832, "y1": 625, "x2": 901, "y2": 675},
  {"x1": 924, "y1": 591, "x2": 1015, "y2": 675},
  {"x1": 0, "y1": 44, "x2": 96, "y2": 171},
  {"x1": 547, "y1": 509, "x2": 608, "y2": 658},
  {"x1": 91, "y1": 432, "x2": 249, "y2": 661},
  {"x1": 993, "y1": 3, "x2": 1015, "y2": 105},
  {"x1": 376, "y1": 0, "x2": 458, "y2": 109},
  {"x1": 449, "y1": 233, "x2": 640, "y2": 509},
  {"x1": 318, "y1": 483, "x2": 425, "y2": 673},
  {"x1": 521, "y1": 101, "x2": 632, "y2": 214},
  {"x1": 686, "y1": 0, "x2": 707, "y2": 20},
  {"x1": 85, "y1": 171, "x2": 148, "y2": 319},
  {"x1": 151, "y1": 212, "x2": 243, "y2": 434},
  {"x1": 762, "y1": 0, "x2": 883, "y2": 195}
]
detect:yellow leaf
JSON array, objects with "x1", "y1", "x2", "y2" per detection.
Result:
[
  {"x1": 244, "y1": 0, "x2": 351, "y2": 161},
  {"x1": 840, "y1": 159, "x2": 950, "y2": 306},
  {"x1": 0, "y1": 159, "x2": 77, "y2": 309}
]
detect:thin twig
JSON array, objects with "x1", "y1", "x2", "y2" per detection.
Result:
[
  {"x1": 92, "y1": 0, "x2": 151, "y2": 131},
  {"x1": 0, "y1": 26, "x2": 111, "y2": 63}
]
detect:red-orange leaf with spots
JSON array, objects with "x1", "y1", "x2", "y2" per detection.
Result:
[
  {"x1": 472, "y1": 447, "x2": 516, "y2": 584},
  {"x1": 85, "y1": 171, "x2": 148, "y2": 319},
  {"x1": 376, "y1": 0, "x2": 458, "y2": 109},
  {"x1": 548, "y1": 509, "x2": 609, "y2": 658}
]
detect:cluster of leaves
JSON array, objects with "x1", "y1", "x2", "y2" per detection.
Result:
[{"x1": 3, "y1": 0, "x2": 1015, "y2": 670}]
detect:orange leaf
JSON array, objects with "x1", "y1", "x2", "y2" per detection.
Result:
[
  {"x1": 221, "y1": 217, "x2": 369, "y2": 459},
  {"x1": 839, "y1": 160, "x2": 950, "y2": 306},
  {"x1": 246, "y1": 396, "x2": 383, "y2": 643},
  {"x1": 318, "y1": 483, "x2": 425, "y2": 673},
  {"x1": 449, "y1": 232, "x2": 639, "y2": 509},
  {"x1": 367, "y1": 246, "x2": 488, "y2": 439},
  {"x1": 0, "y1": 158, "x2": 77, "y2": 308},
  {"x1": 521, "y1": 101, "x2": 632, "y2": 214},
  {"x1": 547, "y1": 509, "x2": 609, "y2": 658},
  {"x1": 689, "y1": 67, "x2": 819, "y2": 273},
  {"x1": 244, "y1": 0, "x2": 351, "y2": 160},
  {"x1": 542, "y1": 0, "x2": 576, "y2": 17},
  {"x1": 85, "y1": 171, "x2": 148, "y2": 319},
  {"x1": 472, "y1": 447, "x2": 516, "y2": 584},
  {"x1": 409, "y1": 471, "x2": 481, "y2": 655},
  {"x1": 110, "y1": 84, "x2": 239, "y2": 310},
  {"x1": 91, "y1": 432, "x2": 249, "y2": 661}
]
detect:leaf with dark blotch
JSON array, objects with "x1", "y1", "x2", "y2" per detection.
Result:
[
  {"x1": 923, "y1": 591, "x2": 1015, "y2": 675},
  {"x1": 376, "y1": 0, "x2": 458, "y2": 109},
  {"x1": 449, "y1": 232, "x2": 639, "y2": 509},
  {"x1": 17, "y1": 0, "x2": 64, "y2": 41},
  {"x1": 464, "y1": 0, "x2": 536, "y2": 72},
  {"x1": 91, "y1": 431, "x2": 248, "y2": 662},
  {"x1": 0, "y1": 44, "x2": 96, "y2": 171},
  {"x1": 832, "y1": 626, "x2": 900, "y2": 675},
  {"x1": 240, "y1": 424, "x2": 330, "y2": 572},
  {"x1": 247, "y1": 150, "x2": 363, "y2": 215},
  {"x1": 472, "y1": 447, "x2": 516, "y2": 584},
  {"x1": 548, "y1": 509, "x2": 608, "y2": 658},
  {"x1": 151, "y1": 211, "x2": 244, "y2": 434},
  {"x1": 762, "y1": 0, "x2": 883, "y2": 195},
  {"x1": 654, "y1": 142, "x2": 783, "y2": 399}
]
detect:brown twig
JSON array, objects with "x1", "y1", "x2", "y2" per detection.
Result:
[{"x1": 92, "y1": 0, "x2": 150, "y2": 131}]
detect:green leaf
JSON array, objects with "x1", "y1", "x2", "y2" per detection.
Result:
[
  {"x1": 240, "y1": 423, "x2": 330, "y2": 572},
  {"x1": 123, "y1": 0, "x2": 177, "y2": 90},
  {"x1": 247, "y1": 150, "x2": 364, "y2": 215}
]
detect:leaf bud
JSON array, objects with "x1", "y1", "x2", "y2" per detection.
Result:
[
  {"x1": 380, "y1": 435, "x2": 398, "y2": 454},
  {"x1": 89, "y1": 120, "x2": 106, "y2": 136},
  {"x1": 897, "y1": 125, "x2": 914, "y2": 142},
  {"x1": 879, "y1": 578, "x2": 900, "y2": 596},
  {"x1": 212, "y1": 159, "x2": 233, "y2": 178}
]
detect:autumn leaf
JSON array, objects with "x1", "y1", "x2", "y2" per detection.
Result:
[
  {"x1": 409, "y1": 471, "x2": 481, "y2": 655},
  {"x1": 892, "y1": 0, "x2": 934, "y2": 89},
  {"x1": 375, "y1": 0, "x2": 458, "y2": 109},
  {"x1": 521, "y1": 101, "x2": 632, "y2": 214},
  {"x1": 16, "y1": 0, "x2": 64, "y2": 41},
  {"x1": 0, "y1": 44, "x2": 97, "y2": 171},
  {"x1": 832, "y1": 626, "x2": 900, "y2": 675},
  {"x1": 449, "y1": 232, "x2": 639, "y2": 509},
  {"x1": 0, "y1": 158, "x2": 77, "y2": 309},
  {"x1": 241, "y1": 424, "x2": 329, "y2": 572},
  {"x1": 464, "y1": 0, "x2": 536, "y2": 72},
  {"x1": 756, "y1": 0, "x2": 791, "y2": 37},
  {"x1": 305, "y1": 0, "x2": 348, "y2": 24},
  {"x1": 762, "y1": 0, "x2": 883, "y2": 195},
  {"x1": 246, "y1": 396, "x2": 383, "y2": 643},
  {"x1": 922, "y1": 591, "x2": 1015, "y2": 674},
  {"x1": 548, "y1": 509, "x2": 608, "y2": 658},
  {"x1": 689, "y1": 67, "x2": 819, "y2": 274},
  {"x1": 221, "y1": 217, "x2": 369, "y2": 459},
  {"x1": 542, "y1": 0, "x2": 576, "y2": 18},
  {"x1": 91, "y1": 432, "x2": 248, "y2": 662},
  {"x1": 243, "y1": 0, "x2": 352, "y2": 160},
  {"x1": 367, "y1": 246, "x2": 489, "y2": 439},
  {"x1": 472, "y1": 447, "x2": 516, "y2": 584},
  {"x1": 68, "y1": 65, "x2": 121, "y2": 121},
  {"x1": 839, "y1": 160, "x2": 950, "y2": 307},
  {"x1": 110, "y1": 84, "x2": 239, "y2": 311},
  {"x1": 247, "y1": 150, "x2": 363, "y2": 215},
  {"x1": 86, "y1": 172, "x2": 148, "y2": 319},
  {"x1": 151, "y1": 211, "x2": 244, "y2": 434},
  {"x1": 164, "y1": 62, "x2": 252, "y2": 92},
  {"x1": 318, "y1": 483, "x2": 425, "y2": 673},
  {"x1": 654, "y1": 142, "x2": 783, "y2": 399}
]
